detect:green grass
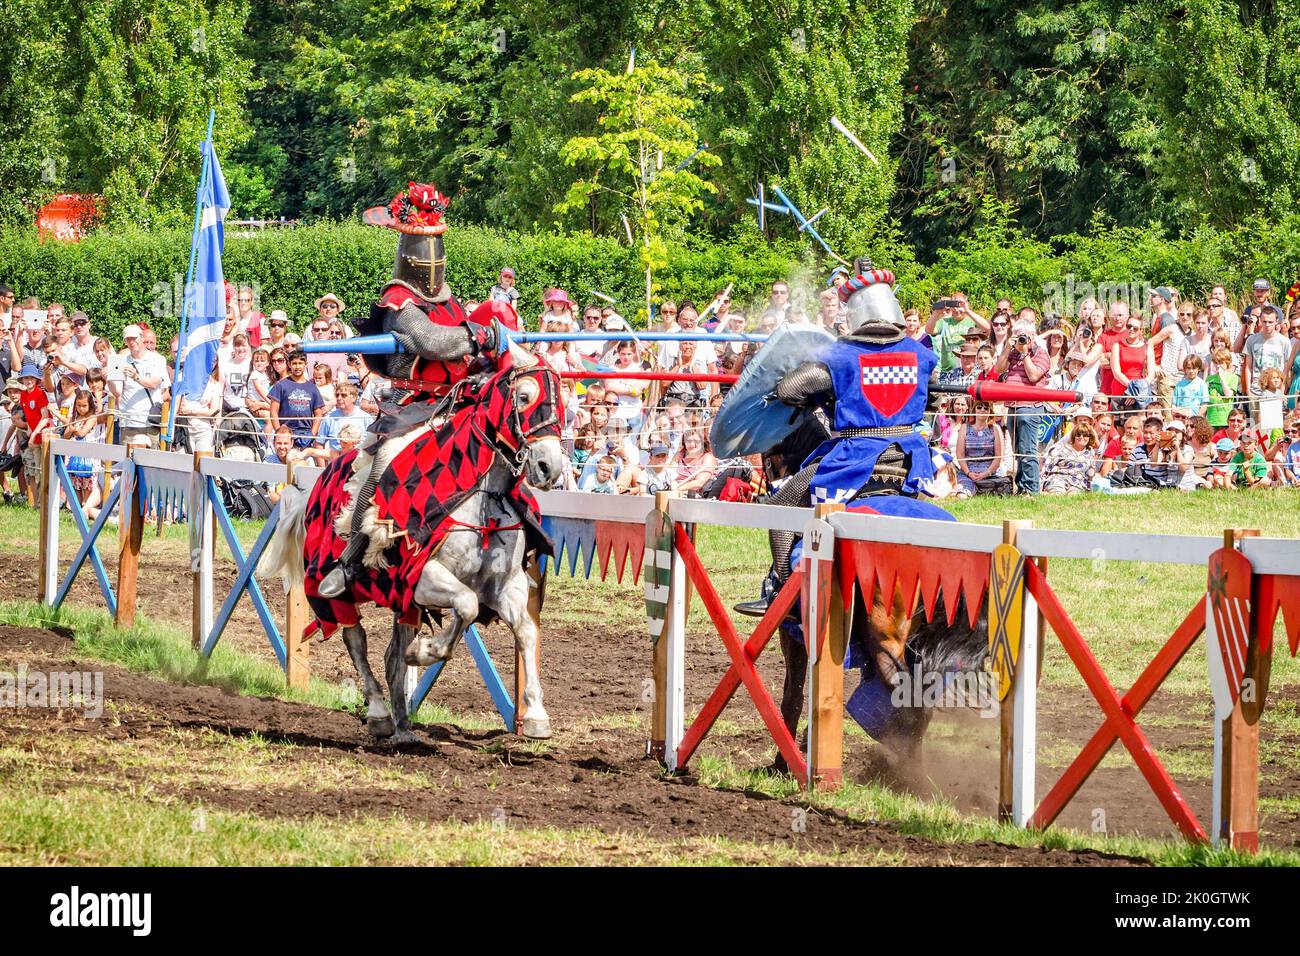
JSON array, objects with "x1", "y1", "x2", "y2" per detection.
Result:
[
  {"x1": 1, "y1": 498, "x2": 262, "y2": 562},
  {"x1": 690, "y1": 754, "x2": 1300, "y2": 867},
  {"x1": 0, "y1": 787, "x2": 910, "y2": 866}
]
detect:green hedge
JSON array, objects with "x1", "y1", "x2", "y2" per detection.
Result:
[
  {"x1": 0, "y1": 223, "x2": 807, "y2": 346},
  {"x1": 4, "y1": 215, "x2": 1300, "y2": 347}
]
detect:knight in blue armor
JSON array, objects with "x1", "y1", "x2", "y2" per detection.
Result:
[{"x1": 735, "y1": 260, "x2": 941, "y2": 617}]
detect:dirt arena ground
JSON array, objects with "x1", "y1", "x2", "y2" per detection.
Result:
[{"x1": 2, "y1": 539, "x2": 1297, "y2": 863}]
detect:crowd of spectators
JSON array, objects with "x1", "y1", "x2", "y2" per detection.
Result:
[{"x1": 2, "y1": 267, "x2": 1299, "y2": 516}]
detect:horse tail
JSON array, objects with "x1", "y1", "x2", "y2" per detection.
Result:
[{"x1": 257, "y1": 484, "x2": 309, "y2": 591}]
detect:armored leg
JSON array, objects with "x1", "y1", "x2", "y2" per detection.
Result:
[
  {"x1": 318, "y1": 436, "x2": 406, "y2": 598},
  {"x1": 733, "y1": 464, "x2": 816, "y2": 617}
]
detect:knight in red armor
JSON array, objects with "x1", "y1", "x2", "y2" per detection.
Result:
[{"x1": 318, "y1": 183, "x2": 520, "y2": 598}]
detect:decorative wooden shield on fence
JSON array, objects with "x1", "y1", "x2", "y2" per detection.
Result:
[
  {"x1": 987, "y1": 543, "x2": 1026, "y2": 702},
  {"x1": 1206, "y1": 547, "x2": 1253, "y2": 721},
  {"x1": 643, "y1": 508, "x2": 673, "y2": 643}
]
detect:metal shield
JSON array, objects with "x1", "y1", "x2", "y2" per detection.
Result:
[{"x1": 709, "y1": 324, "x2": 835, "y2": 458}]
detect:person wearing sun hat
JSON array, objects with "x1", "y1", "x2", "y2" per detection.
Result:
[
  {"x1": 302, "y1": 294, "x2": 347, "y2": 342},
  {"x1": 540, "y1": 288, "x2": 576, "y2": 330}
]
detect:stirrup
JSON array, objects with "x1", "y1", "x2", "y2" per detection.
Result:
[
  {"x1": 733, "y1": 597, "x2": 771, "y2": 618},
  {"x1": 318, "y1": 563, "x2": 356, "y2": 599}
]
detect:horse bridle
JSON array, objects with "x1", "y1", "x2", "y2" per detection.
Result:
[{"x1": 475, "y1": 360, "x2": 562, "y2": 477}]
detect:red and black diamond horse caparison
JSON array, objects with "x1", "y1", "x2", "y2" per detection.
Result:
[
  {"x1": 358, "y1": 183, "x2": 520, "y2": 401},
  {"x1": 302, "y1": 349, "x2": 559, "y2": 631}
]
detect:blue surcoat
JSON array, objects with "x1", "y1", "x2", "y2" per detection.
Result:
[{"x1": 805, "y1": 337, "x2": 938, "y2": 503}]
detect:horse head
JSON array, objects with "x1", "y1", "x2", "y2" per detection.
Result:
[{"x1": 498, "y1": 340, "x2": 566, "y2": 489}]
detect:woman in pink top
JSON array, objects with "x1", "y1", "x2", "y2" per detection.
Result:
[{"x1": 674, "y1": 428, "x2": 717, "y2": 495}]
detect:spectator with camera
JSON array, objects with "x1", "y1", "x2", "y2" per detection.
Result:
[
  {"x1": 926, "y1": 292, "x2": 989, "y2": 373},
  {"x1": 107, "y1": 324, "x2": 167, "y2": 446},
  {"x1": 995, "y1": 319, "x2": 1050, "y2": 492}
]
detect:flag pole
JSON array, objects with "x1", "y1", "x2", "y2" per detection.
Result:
[{"x1": 165, "y1": 109, "x2": 216, "y2": 445}]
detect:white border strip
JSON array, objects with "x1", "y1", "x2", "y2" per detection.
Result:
[
  {"x1": 1016, "y1": 528, "x2": 1219, "y2": 565},
  {"x1": 534, "y1": 488, "x2": 657, "y2": 523},
  {"x1": 131, "y1": 448, "x2": 194, "y2": 473},
  {"x1": 48, "y1": 439, "x2": 125, "y2": 463},
  {"x1": 200, "y1": 456, "x2": 289, "y2": 485},
  {"x1": 1241, "y1": 538, "x2": 1300, "y2": 576},
  {"x1": 669, "y1": 498, "x2": 810, "y2": 533},
  {"x1": 829, "y1": 510, "x2": 1002, "y2": 551}
]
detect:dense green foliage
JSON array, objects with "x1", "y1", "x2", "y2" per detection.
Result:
[
  {"x1": 10, "y1": 209, "x2": 1300, "y2": 349},
  {"x1": 0, "y1": 223, "x2": 806, "y2": 344},
  {"x1": 5, "y1": 0, "x2": 1300, "y2": 266}
]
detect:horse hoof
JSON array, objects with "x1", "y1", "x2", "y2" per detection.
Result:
[
  {"x1": 521, "y1": 716, "x2": 552, "y2": 740},
  {"x1": 367, "y1": 716, "x2": 396, "y2": 738},
  {"x1": 386, "y1": 728, "x2": 420, "y2": 746},
  {"x1": 405, "y1": 642, "x2": 437, "y2": 667}
]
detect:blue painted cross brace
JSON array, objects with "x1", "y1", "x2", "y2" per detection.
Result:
[
  {"x1": 201, "y1": 476, "x2": 287, "y2": 668},
  {"x1": 406, "y1": 623, "x2": 515, "y2": 730},
  {"x1": 52, "y1": 455, "x2": 120, "y2": 615}
]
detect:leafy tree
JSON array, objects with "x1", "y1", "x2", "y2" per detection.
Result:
[
  {"x1": 555, "y1": 62, "x2": 720, "y2": 320},
  {"x1": 0, "y1": 0, "x2": 251, "y2": 226},
  {"x1": 1139, "y1": 0, "x2": 1300, "y2": 229},
  {"x1": 894, "y1": 0, "x2": 1162, "y2": 253},
  {"x1": 62, "y1": 0, "x2": 253, "y2": 224},
  {"x1": 644, "y1": 0, "x2": 912, "y2": 257},
  {"x1": 0, "y1": 0, "x2": 69, "y2": 222}
]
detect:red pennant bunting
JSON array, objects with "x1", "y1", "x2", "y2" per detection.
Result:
[
  {"x1": 838, "y1": 540, "x2": 989, "y2": 628},
  {"x1": 1257, "y1": 573, "x2": 1300, "y2": 658},
  {"x1": 595, "y1": 521, "x2": 646, "y2": 585}
]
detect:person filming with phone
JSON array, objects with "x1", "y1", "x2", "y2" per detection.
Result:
[{"x1": 107, "y1": 324, "x2": 167, "y2": 446}]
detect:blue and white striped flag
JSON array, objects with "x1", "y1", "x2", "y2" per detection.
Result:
[{"x1": 176, "y1": 136, "x2": 230, "y2": 401}]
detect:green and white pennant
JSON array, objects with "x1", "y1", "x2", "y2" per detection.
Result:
[{"x1": 644, "y1": 508, "x2": 673, "y2": 643}]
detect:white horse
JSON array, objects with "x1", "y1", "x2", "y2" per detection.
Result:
[{"x1": 259, "y1": 349, "x2": 566, "y2": 742}]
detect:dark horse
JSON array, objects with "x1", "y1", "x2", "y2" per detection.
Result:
[{"x1": 763, "y1": 417, "x2": 990, "y2": 770}]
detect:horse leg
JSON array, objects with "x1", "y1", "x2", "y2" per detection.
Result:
[
  {"x1": 384, "y1": 617, "x2": 420, "y2": 744},
  {"x1": 410, "y1": 559, "x2": 479, "y2": 666},
  {"x1": 492, "y1": 563, "x2": 550, "y2": 739},
  {"x1": 341, "y1": 623, "x2": 394, "y2": 738},
  {"x1": 774, "y1": 631, "x2": 808, "y2": 774}
]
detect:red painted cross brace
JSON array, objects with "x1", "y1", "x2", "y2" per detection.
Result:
[
  {"x1": 1025, "y1": 561, "x2": 1208, "y2": 842},
  {"x1": 673, "y1": 525, "x2": 810, "y2": 786}
]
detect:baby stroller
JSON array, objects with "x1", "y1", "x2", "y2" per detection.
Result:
[{"x1": 215, "y1": 408, "x2": 268, "y2": 461}]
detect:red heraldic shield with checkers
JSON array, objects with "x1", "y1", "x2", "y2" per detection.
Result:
[{"x1": 857, "y1": 352, "x2": 918, "y2": 417}]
